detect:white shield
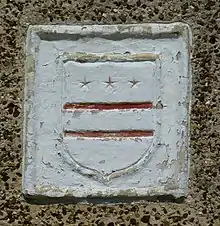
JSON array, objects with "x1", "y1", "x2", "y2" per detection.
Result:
[{"x1": 60, "y1": 52, "x2": 162, "y2": 183}]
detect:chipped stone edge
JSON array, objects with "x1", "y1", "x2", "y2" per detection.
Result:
[
  {"x1": 22, "y1": 23, "x2": 192, "y2": 203},
  {"x1": 22, "y1": 26, "x2": 41, "y2": 196}
]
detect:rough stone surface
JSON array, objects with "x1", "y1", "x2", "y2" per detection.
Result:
[
  {"x1": 23, "y1": 24, "x2": 192, "y2": 202},
  {"x1": 0, "y1": 0, "x2": 220, "y2": 225}
]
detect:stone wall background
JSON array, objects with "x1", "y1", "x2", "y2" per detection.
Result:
[{"x1": 0, "y1": 0, "x2": 220, "y2": 225}]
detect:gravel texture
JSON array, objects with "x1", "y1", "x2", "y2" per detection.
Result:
[{"x1": 0, "y1": 0, "x2": 220, "y2": 225}]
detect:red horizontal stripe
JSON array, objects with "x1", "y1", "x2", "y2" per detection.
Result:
[
  {"x1": 64, "y1": 130, "x2": 154, "y2": 138},
  {"x1": 63, "y1": 102, "x2": 153, "y2": 110}
]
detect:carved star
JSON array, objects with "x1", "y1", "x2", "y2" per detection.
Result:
[
  {"x1": 105, "y1": 76, "x2": 116, "y2": 88},
  {"x1": 129, "y1": 78, "x2": 140, "y2": 88},
  {"x1": 80, "y1": 77, "x2": 92, "y2": 88}
]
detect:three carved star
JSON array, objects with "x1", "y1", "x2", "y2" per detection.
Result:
[{"x1": 80, "y1": 77, "x2": 140, "y2": 88}]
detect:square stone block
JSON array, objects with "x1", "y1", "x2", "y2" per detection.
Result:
[{"x1": 22, "y1": 23, "x2": 192, "y2": 203}]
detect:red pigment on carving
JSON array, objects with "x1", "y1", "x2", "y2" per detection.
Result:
[
  {"x1": 64, "y1": 130, "x2": 154, "y2": 138},
  {"x1": 63, "y1": 102, "x2": 153, "y2": 110}
]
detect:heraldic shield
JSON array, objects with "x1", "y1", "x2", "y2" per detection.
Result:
[
  {"x1": 61, "y1": 52, "x2": 161, "y2": 183},
  {"x1": 23, "y1": 23, "x2": 192, "y2": 200}
]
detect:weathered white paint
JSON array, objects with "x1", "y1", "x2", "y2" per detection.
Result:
[
  {"x1": 22, "y1": 23, "x2": 192, "y2": 203},
  {"x1": 63, "y1": 61, "x2": 158, "y2": 102}
]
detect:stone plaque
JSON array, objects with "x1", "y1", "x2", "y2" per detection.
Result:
[{"x1": 22, "y1": 23, "x2": 192, "y2": 203}]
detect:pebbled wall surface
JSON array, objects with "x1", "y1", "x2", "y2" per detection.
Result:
[{"x1": 0, "y1": 0, "x2": 219, "y2": 225}]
